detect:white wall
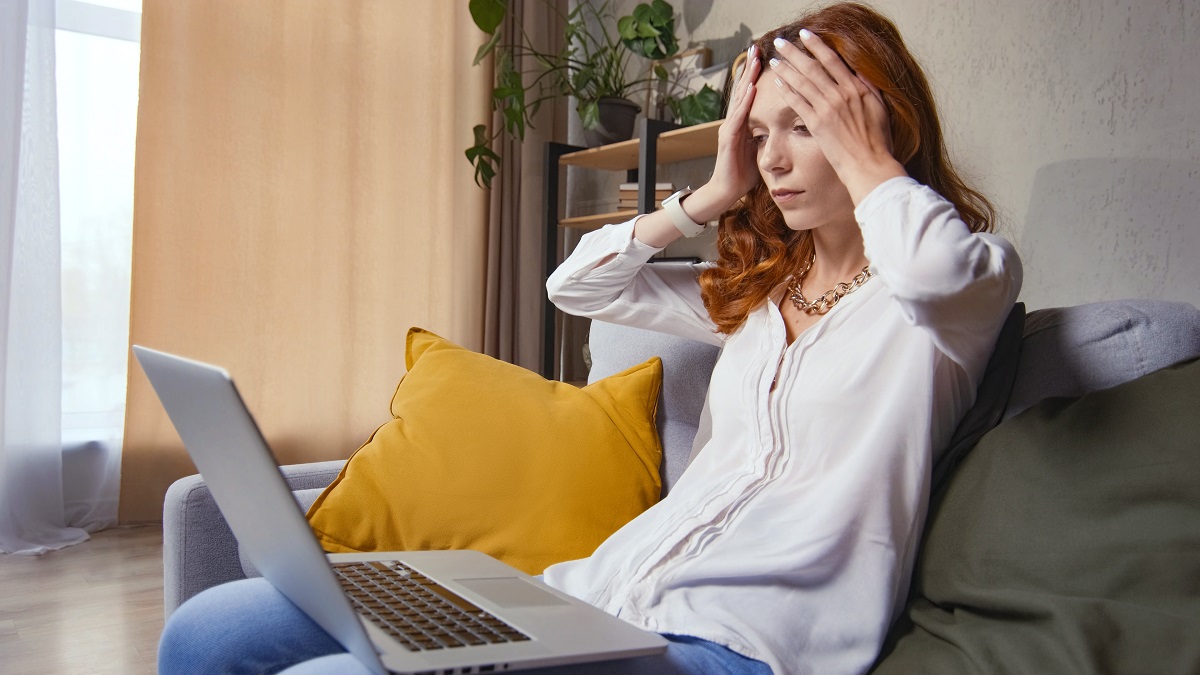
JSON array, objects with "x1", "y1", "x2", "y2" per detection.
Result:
[{"x1": 604, "y1": 0, "x2": 1200, "y2": 310}]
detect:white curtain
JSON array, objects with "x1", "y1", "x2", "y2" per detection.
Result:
[
  {"x1": 1, "y1": 0, "x2": 90, "y2": 554},
  {"x1": 56, "y1": 0, "x2": 138, "y2": 533}
]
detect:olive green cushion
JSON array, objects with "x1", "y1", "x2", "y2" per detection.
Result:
[{"x1": 873, "y1": 357, "x2": 1200, "y2": 674}]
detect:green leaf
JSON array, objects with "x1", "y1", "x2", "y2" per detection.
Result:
[
  {"x1": 495, "y1": 68, "x2": 524, "y2": 97},
  {"x1": 464, "y1": 144, "x2": 492, "y2": 164},
  {"x1": 493, "y1": 61, "x2": 529, "y2": 140},
  {"x1": 465, "y1": 125, "x2": 501, "y2": 189},
  {"x1": 472, "y1": 31, "x2": 502, "y2": 66},
  {"x1": 471, "y1": 124, "x2": 490, "y2": 147},
  {"x1": 571, "y1": 67, "x2": 595, "y2": 94},
  {"x1": 578, "y1": 100, "x2": 600, "y2": 130},
  {"x1": 468, "y1": 0, "x2": 506, "y2": 35},
  {"x1": 473, "y1": 155, "x2": 497, "y2": 189},
  {"x1": 502, "y1": 106, "x2": 525, "y2": 140},
  {"x1": 639, "y1": 37, "x2": 660, "y2": 59},
  {"x1": 673, "y1": 84, "x2": 723, "y2": 126},
  {"x1": 616, "y1": 16, "x2": 637, "y2": 41},
  {"x1": 480, "y1": 164, "x2": 496, "y2": 188},
  {"x1": 661, "y1": 27, "x2": 678, "y2": 57}
]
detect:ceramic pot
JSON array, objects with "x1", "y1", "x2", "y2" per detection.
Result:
[{"x1": 582, "y1": 97, "x2": 641, "y2": 147}]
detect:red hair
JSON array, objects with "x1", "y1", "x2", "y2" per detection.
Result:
[{"x1": 698, "y1": 2, "x2": 995, "y2": 334}]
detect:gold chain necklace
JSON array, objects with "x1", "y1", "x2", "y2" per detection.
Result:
[{"x1": 785, "y1": 252, "x2": 872, "y2": 315}]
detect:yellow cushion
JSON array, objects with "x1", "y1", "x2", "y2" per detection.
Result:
[{"x1": 306, "y1": 327, "x2": 663, "y2": 575}]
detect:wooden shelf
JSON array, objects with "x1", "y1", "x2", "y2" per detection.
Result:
[
  {"x1": 560, "y1": 210, "x2": 636, "y2": 231},
  {"x1": 559, "y1": 120, "x2": 721, "y2": 171},
  {"x1": 541, "y1": 118, "x2": 721, "y2": 380}
]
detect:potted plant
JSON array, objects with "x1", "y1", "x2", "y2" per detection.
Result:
[
  {"x1": 466, "y1": 0, "x2": 682, "y2": 188},
  {"x1": 664, "y1": 84, "x2": 723, "y2": 127}
]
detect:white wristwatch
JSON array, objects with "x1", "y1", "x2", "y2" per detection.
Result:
[{"x1": 661, "y1": 186, "x2": 706, "y2": 238}]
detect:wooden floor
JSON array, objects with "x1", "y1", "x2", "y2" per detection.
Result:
[{"x1": 0, "y1": 525, "x2": 164, "y2": 674}]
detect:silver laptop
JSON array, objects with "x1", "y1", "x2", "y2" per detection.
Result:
[{"x1": 133, "y1": 345, "x2": 667, "y2": 674}]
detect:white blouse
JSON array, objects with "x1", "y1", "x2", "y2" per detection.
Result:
[{"x1": 543, "y1": 177, "x2": 1022, "y2": 675}]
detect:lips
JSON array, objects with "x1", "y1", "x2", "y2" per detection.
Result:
[{"x1": 771, "y1": 189, "x2": 803, "y2": 205}]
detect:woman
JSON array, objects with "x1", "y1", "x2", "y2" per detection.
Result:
[{"x1": 158, "y1": 3, "x2": 1020, "y2": 673}]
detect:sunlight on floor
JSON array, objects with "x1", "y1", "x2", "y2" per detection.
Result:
[{"x1": 0, "y1": 525, "x2": 163, "y2": 674}]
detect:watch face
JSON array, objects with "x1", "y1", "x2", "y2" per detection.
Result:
[{"x1": 664, "y1": 188, "x2": 692, "y2": 207}]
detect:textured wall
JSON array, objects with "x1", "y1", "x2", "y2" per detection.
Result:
[{"x1": 607, "y1": 0, "x2": 1200, "y2": 310}]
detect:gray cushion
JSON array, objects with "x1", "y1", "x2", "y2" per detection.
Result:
[
  {"x1": 1006, "y1": 298, "x2": 1200, "y2": 419},
  {"x1": 587, "y1": 320, "x2": 720, "y2": 495}
]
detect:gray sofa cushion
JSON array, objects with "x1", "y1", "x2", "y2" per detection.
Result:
[
  {"x1": 1005, "y1": 298, "x2": 1200, "y2": 419},
  {"x1": 587, "y1": 320, "x2": 720, "y2": 495}
]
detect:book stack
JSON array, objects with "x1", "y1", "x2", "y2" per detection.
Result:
[{"x1": 618, "y1": 182, "x2": 674, "y2": 211}]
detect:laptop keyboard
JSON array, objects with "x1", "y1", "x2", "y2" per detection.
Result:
[{"x1": 332, "y1": 561, "x2": 532, "y2": 652}]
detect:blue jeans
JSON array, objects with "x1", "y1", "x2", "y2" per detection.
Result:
[{"x1": 158, "y1": 578, "x2": 772, "y2": 674}]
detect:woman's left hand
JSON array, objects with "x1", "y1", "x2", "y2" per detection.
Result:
[{"x1": 768, "y1": 30, "x2": 907, "y2": 204}]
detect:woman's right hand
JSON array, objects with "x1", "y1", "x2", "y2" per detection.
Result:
[
  {"x1": 694, "y1": 45, "x2": 764, "y2": 215},
  {"x1": 631, "y1": 46, "x2": 763, "y2": 248}
]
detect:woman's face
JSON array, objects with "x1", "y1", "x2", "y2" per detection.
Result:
[{"x1": 747, "y1": 69, "x2": 856, "y2": 232}]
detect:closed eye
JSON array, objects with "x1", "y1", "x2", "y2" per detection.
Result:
[{"x1": 794, "y1": 124, "x2": 810, "y2": 135}]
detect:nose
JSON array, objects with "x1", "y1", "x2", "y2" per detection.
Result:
[{"x1": 757, "y1": 133, "x2": 789, "y2": 175}]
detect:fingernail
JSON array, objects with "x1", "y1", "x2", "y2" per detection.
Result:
[
  {"x1": 768, "y1": 57, "x2": 780, "y2": 69},
  {"x1": 748, "y1": 44, "x2": 756, "y2": 59},
  {"x1": 799, "y1": 28, "x2": 814, "y2": 40},
  {"x1": 773, "y1": 37, "x2": 787, "y2": 50},
  {"x1": 774, "y1": 77, "x2": 783, "y2": 88}
]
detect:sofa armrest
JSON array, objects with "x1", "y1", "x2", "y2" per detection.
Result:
[
  {"x1": 161, "y1": 460, "x2": 345, "y2": 618},
  {"x1": 275, "y1": 460, "x2": 348, "y2": 491}
]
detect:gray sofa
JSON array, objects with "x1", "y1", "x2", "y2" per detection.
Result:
[{"x1": 162, "y1": 298, "x2": 1200, "y2": 669}]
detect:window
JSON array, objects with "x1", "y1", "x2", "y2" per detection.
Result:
[{"x1": 55, "y1": 0, "x2": 140, "y2": 516}]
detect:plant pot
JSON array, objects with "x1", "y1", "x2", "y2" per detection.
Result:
[{"x1": 582, "y1": 97, "x2": 642, "y2": 147}]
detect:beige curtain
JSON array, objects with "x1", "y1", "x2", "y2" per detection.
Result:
[
  {"x1": 482, "y1": 0, "x2": 567, "y2": 372},
  {"x1": 121, "y1": 1, "x2": 490, "y2": 522}
]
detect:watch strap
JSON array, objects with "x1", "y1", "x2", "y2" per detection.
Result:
[{"x1": 662, "y1": 187, "x2": 706, "y2": 238}]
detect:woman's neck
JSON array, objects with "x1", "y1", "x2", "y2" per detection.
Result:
[{"x1": 807, "y1": 223, "x2": 869, "y2": 285}]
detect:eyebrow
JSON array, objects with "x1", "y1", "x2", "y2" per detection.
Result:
[{"x1": 747, "y1": 105, "x2": 797, "y2": 130}]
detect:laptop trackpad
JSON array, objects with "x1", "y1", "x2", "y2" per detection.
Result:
[{"x1": 457, "y1": 577, "x2": 570, "y2": 608}]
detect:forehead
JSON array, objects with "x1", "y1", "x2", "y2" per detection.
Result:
[{"x1": 747, "y1": 71, "x2": 795, "y2": 127}]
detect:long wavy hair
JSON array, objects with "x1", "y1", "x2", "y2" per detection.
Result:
[{"x1": 698, "y1": 2, "x2": 995, "y2": 334}]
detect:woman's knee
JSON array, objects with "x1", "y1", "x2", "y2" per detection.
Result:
[{"x1": 158, "y1": 578, "x2": 343, "y2": 674}]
